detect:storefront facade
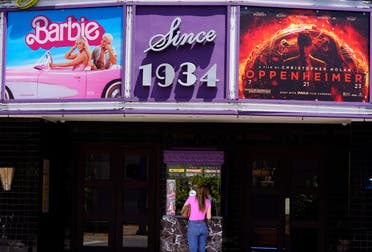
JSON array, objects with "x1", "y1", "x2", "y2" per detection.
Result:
[{"x1": 0, "y1": 1, "x2": 372, "y2": 251}]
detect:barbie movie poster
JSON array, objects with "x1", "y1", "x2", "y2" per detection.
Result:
[
  {"x1": 4, "y1": 7, "x2": 123, "y2": 100},
  {"x1": 166, "y1": 179, "x2": 176, "y2": 216},
  {"x1": 239, "y1": 7, "x2": 370, "y2": 102}
]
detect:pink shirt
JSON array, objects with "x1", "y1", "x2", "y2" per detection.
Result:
[{"x1": 186, "y1": 196, "x2": 211, "y2": 221}]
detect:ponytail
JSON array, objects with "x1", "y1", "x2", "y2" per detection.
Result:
[{"x1": 197, "y1": 186, "x2": 209, "y2": 212}]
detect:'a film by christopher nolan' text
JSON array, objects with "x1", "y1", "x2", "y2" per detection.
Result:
[{"x1": 239, "y1": 7, "x2": 370, "y2": 102}]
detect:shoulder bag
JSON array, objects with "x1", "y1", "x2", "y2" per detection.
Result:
[{"x1": 181, "y1": 204, "x2": 190, "y2": 218}]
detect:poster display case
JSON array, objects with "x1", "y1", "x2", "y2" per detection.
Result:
[
  {"x1": 239, "y1": 6, "x2": 370, "y2": 102},
  {"x1": 4, "y1": 6, "x2": 124, "y2": 101}
]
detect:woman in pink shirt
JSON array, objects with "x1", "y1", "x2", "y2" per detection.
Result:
[{"x1": 183, "y1": 186, "x2": 212, "y2": 252}]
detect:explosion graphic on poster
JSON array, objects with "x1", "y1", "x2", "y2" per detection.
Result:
[{"x1": 239, "y1": 7, "x2": 370, "y2": 102}]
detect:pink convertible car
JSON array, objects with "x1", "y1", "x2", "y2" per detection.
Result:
[{"x1": 4, "y1": 51, "x2": 122, "y2": 100}]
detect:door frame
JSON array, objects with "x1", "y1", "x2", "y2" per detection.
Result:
[
  {"x1": 240, "y1": 146, "x2": 327, "y2": 252},
  {"x1": 71, "y1": 142, "x2": 161, "y2": 252}
]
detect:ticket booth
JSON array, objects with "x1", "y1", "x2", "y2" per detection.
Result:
[{"x1": 160, "y1": 150, "x2": 224, "y2": 251}]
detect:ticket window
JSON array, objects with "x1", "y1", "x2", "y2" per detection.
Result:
[{"x1": 163, "y1": 150, "x2": 223, "y2": 217}]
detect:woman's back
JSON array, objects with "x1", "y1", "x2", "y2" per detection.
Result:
[{"x1": 186, "y1": 196, "x2": 211, "y2": 221}]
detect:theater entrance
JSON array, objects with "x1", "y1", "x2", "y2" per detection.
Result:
[
  {"x1": 243, "y1": 148, "x2": 326, "y2": 252},
  {"x1": 74, "y1": 143, "x2": 159, "y2": 252}
]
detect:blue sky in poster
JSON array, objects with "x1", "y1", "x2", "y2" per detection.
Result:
[{"x1": 6, "y1": 6, "x2": 123, "y2": 67}]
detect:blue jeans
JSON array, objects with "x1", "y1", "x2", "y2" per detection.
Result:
[{"x1": 187, "y1": 220, "x2": 208, "y2": 252}]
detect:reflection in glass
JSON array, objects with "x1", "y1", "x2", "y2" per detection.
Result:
[
  {"x1": 85, "y1": 153, "x2": 110, "y2": 181},
  {"x1": 83, "y1": 221, "x2": 109, "y2": 247},
  {"x1": 122, "y1": 224, "x2": 148, "y2": 248},
  {"x1": 84, "y1": 187, "x2": 112, "y2": 216},
  {"x1": 123, "y1": 155, "x2": 149, "y2": 181},
  {"x1": 292, "y1": 160, "x2": 319, "y2": 220},
  {"x1": 123, "y1": 188, "x2": 148, "y2": 215},
  {"x1": 252, "y1": 194, "x2": 280, "y2": 219},
  {"x1": 250, "y1": 159, "x2": 280, "y2": 251},
  {"x1": 250, "y1": 160, "x2": 277, "y2": 188},
  {"x1": 292, "y1": 193, "x2": 318, "y2": 220},
  {"x1": 292, "y1": 160, "x2": 319, "y2": 189}
]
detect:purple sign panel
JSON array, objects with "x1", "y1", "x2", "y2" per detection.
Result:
[{"x1": 133, "y1": 6, "x2": 227, "y2": 101}]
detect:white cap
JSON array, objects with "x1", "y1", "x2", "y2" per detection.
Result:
[{"x1": 189, "y1": 190, "x2": 196, "y2": 196}]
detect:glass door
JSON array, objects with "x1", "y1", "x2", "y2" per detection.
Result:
[
  {"x1": 81, "y1": 150, "x2": 113, "y2": 250},
  {"x1": 246, "y1": 149, "x2": 324, "y2": 252},
  {"x1": 77, "y1": 144, "x2": 158, "y2": 252},
  {"x1": 119, "y1": 150, "x2": 152, "y2": 250},
  {"x1": 290, "y1": 159, "x2": 323, "y2": 252},
  {"x1": 249, "y1": 158, "x2": 284, "y2": 252}
]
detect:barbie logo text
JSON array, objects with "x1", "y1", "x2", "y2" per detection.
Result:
[{"x1": 25, "y1": 15, "x2": 104, "y2": 50}]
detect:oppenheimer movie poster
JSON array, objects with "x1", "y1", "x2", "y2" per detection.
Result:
[{"x1": 239, "y1": 7, "x2": 370, "y2": 102}]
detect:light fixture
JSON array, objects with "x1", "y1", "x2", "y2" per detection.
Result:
[
  {"x1": 0, "y1": 167, "x2": 15, "y2": 191},
  {"x1": 366, "y1": 178, "x2": 372, "y2": 190}
]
